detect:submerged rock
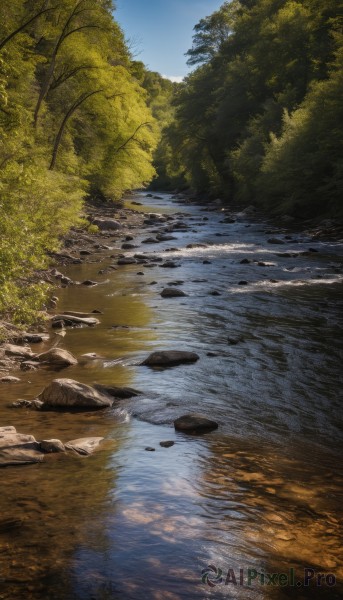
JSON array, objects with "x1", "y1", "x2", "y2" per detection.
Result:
[
  {"x1": 39, "y1": 378, "x2": 113, "y2": 410},
  {"x1": 160, "y1": 288, "x2": 187, "y2": 298},
  {"x1": 174, "y1": 413, "x2": 218, "y2": 434},
  {"x1": 160, "y1": 441, "x2": 175, "y2": 448},
  {"x1": 36, "y1": 348, "x2": 78, "y2": 368},
  {"x1": 142, "y1": 351, "x2": 199, "y2": 367},
  {"x1": 65, "y1": 437, "x2": 104, "y2": 455}
]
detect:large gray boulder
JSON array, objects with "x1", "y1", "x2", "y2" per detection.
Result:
[
  {"x1": 36, "y1": 348, "x2": 78, "y2": 368},
  {"x1": 0, "y1": 428, "x2": 44, "y2": 466},
  {"x1": 39, "y1": 378, "x2": 113, "y2": 410},
  {"x1": 142, "y1": 351, "x2": 199, "y2": 367},
  {"x1": 174, "y1": 413, "x2": 218, "y2": 433}
]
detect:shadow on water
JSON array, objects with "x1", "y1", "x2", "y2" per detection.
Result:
[{"x1": 1, "y1": 192, "x2": 342, "y2": 599}]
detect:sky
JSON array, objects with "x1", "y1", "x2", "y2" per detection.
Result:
[{"x1": 115, "y1": 0, "x2": 224, "y2": 81}]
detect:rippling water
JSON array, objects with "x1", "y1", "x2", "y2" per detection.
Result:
[{"x1": 1, "y1": 193, "x2": 342, "y2": 599}]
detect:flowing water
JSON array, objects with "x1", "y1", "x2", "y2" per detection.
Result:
[{"x1": 1, "y1": 192, "x2": 342, "y2": 600}]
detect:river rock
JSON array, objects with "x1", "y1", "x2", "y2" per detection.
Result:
[
  {"x1": 117, "y1": 257, "x2": 137, "y2": 265},
  {"x1": 142, "y1": 237, "x2": 159, "y2": 244},
  {"x1": 36, "y1": 348, "x2": 78, "y2": 368},
  {"x1": 160, "y1": 441, "x2": 175, "y2": 448},
  {"x1": 63, "y1": 310, "x2": 94, "y2": 318},
  {"x1": 156, "y1": 234, "x2": 176, "y2": 241},
  {"x1": 174, "y1": 413, "x2": 219, "y2": 433},
  {"x1": 3, "y1": 344, "x2": 34, "y2": 359},
  {"x1": 161, "y1": 288, "x2": 187, "y2": 298},
  {"x1": 160, "y1": 261, "x2": 179, "y2": 268},
  {"x1": 40, "y1": 439, "x2": 66, "y2": 453},
  {"x1": 142, "y1": 351, "x2": 199, "y2": 367},
  {"x1": 0, "y1": 376, "x2": 21, "y2": 383},
  {"x1": 92, "y1": 218, "x2": 121, "y2": 231},
  {"x1": 20, "y1": 333, "x2": 49, "y2": 344},
  {"x1": 20, "y1": 360, "x2": 39, "y2": 371},
  {"x1": 0, "y1": 430, "x2": 44, "y2": 466},
  {"x1": 81, "y1": 280, "x2": 98, "y2": 286},
  {"x1": 94, "y1": 384, "x2": 141, "y2": 398},
  {"x1": 65, "y1": 437, "x2": 104, "y2": 455},
  {"x1": 51, "y1": 315, "x2": 100, "y2": 328},
  {"x1": 39, "y1": 378, "x2": 113, "y2": 410}
]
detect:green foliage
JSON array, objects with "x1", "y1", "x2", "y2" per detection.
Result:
[
  {"x1": 159, "y1": 0, "x2": 342, "y2": 216},
  {"x1": 0, "y1": 0, "x2": 159, "y2": 323}
]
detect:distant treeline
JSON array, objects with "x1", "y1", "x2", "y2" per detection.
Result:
[
  {"x1": 155, "y1": 0, "x2": 343, "y2": 219},
  {"x1": 0, "y1": 0, "x2": 173, "y2": 322}
]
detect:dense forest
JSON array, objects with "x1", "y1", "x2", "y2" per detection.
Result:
[
  {"x1": 156, "y1": 0, "x2": 343, "y2": 219},
  {"x1": 0, "y1": 0, "x2": 167, "y2": 322},
  {"x1": 0, "y1": 0, "x2": 342, "y2": 324}
]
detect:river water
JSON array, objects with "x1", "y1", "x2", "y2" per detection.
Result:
[{"x1": 1, "y1": 192, "x2": 342, "y2": 600}]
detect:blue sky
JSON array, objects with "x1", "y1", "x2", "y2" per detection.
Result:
[{"x1": 115, "y1": 0, "x2": 224, "y2": 81}]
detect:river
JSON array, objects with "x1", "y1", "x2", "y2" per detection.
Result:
[{"x1": 1, "y1": 192, "x2": 342, "y2": 600}]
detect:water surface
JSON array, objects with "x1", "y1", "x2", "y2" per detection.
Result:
[{"x1": 1, "y1": 193, "x2": 342, "y2": 599}]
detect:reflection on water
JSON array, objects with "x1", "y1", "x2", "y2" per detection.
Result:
[{"x1": 0, "y1": 192, "x2": 342, "y2": 599}]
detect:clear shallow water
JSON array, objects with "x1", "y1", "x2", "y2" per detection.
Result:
[{"x1": 0, "y1": 192, "x2": 342, "y2": 599}]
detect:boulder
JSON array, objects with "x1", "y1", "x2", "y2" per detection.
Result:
[
  {"x1": 36, "y1": 348, "x2": 78, "y2": 368},
  {"x1": 160, "y1": 441, "x2": 175, "y2": 448},
  {"x1": 40, "y1": 439, "x2": 65, "y2": 453},
  {"x1": 65, "y1": 437, "x2": 104, "y2": 455},
  {"x1": 0, "y1": 430, "x2": 44, "y2": 466},
  {"x1": 160, "y1": 288, "x2": 187, "y2": 298},
  {"x1": 39, "y1": 378, "x2": 113, "y2": 410},
  {"x1": 92, "y1": 218, "x2": 121, "y2": 231},
  {"x1": 142, "y1": 351, "x2": 199, "y2": 367},
  {"x1": 3, "y1": 344, "x2": 34, "y2": 359},
  {"x1": 174, "y1": 413, "x2": 218, "y2": 434}
]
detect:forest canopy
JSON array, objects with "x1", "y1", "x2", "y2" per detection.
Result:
[{"x1": 156, "y1": 0, "x2": 343, "y2": 218}]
